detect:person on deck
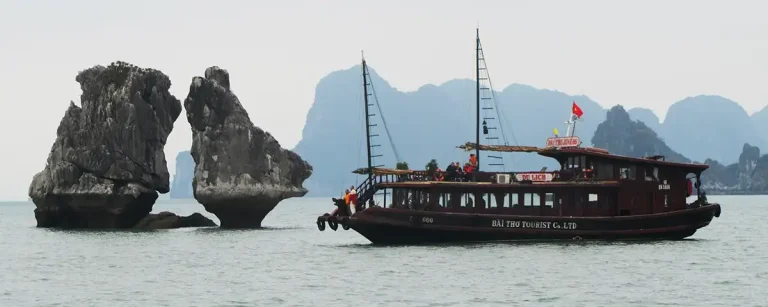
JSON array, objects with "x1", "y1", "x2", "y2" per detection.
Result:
[
  {"x1": 343, "y1": 189, "x2": 351, "y2": 215},
  {"x1": 456, "y1": 161, "x2": 465, "y2": 181},
  {"x1": 445, "y1": 162, "x2": 458, "y2": 181},
  {"x1": 348, "y1": 185, "x2": 358, "y2": 212},
  {"x1": 433, "y1": 168, "x2": 445, "y2": 181},
  {"x1": 463, "y1": 162, "x2": 474, "y2": 181},
  {"x1": 469, "y1": 154, "x2": 478, "y2": 168}
]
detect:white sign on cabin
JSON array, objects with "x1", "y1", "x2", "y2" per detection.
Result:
[
  {"x1": 546, "y1": 136, "x2": 580, "y2": 148},
  {"x1": 514, "y1": 172, "x2": 554, "y2": 182}
]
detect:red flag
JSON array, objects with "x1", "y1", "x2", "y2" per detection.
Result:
[{"x1": 572, "y1": 101, "x2": 584, "y2": 118}]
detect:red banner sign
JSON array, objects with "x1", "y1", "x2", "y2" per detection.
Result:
[
  {"x1": 514, "y1": 172, "x2": 554, "y2": 182},
  {"x1": 546, "y1": 136, "x2": 580, "y2": 148}
]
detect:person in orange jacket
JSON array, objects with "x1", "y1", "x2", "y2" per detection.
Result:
[{"x1": 343, "y1": 189, "x2": 351, "y2": 215}]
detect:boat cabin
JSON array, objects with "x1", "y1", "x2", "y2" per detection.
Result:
[{"x1": 364, "y1": 147, "x2": 708, "y2": 218}]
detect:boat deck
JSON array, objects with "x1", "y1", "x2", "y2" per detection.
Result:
[{"x1": 377, "y1": 180, "x2": 621, "y2": 189}]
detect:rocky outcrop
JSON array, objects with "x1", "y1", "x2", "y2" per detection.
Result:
[
  {"x1": 28, "y1": 61, "x2": 184, "y2": 228},
  {"x1": 592, "y1": 105, "x2": 690, "y2": 163},
  {"x1": 701, "y1": 144, "x2": 768, "y2": 194},
  {"x1": 184, "y1": 66, "x2": 313, "y2": 228},
  {"x1": 590, "y1": 105, "x2": 768, "y2": 195},
  {"x1": 169, "y1": 151, "x2": 195, "y2": 199},
  {"x1": 134, "y1": 212, "x2": 217, "y2": 229}
]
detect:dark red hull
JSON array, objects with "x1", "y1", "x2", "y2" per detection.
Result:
[{"x1": 318, "y1": 204, "x2": 721, "y2": 245}]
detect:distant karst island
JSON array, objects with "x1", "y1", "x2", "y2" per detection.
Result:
[{"x1": 28, "y1": 61, "x2": 312, "y2": 229}]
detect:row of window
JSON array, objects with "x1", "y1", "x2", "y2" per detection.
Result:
[
  {"x1": 563, "y1": 155, "x2": 667, "y2": 182},
  {"x1": 387, "y1": 190, "x2": 612, "y2": 209}
]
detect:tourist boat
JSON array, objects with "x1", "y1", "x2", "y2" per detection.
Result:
[{"x1": 315, "y1": 29, "x2": 722, "y2": 244}]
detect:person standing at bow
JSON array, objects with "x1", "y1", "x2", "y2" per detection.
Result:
[
  {"x1": 343, "y1": 189, "x2": 351, "y2": 215},
  {"x1": 348, "y1": 185, "x2": 358, "y2": 213}
]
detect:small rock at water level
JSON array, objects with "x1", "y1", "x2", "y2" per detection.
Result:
[
  {"x1": 134, "y1": 212, "x2": 217, "y2": 229},
  {"x1": 184, "y1": 66, "x2": 313, "y2": 228}
]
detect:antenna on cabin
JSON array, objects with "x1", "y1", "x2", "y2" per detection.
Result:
[{"x1": 565, "y1": 113, "x2": 577, "y2": 137}]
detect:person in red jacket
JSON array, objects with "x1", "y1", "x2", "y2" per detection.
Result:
[{"x1": 463, "y1": 162, "x2": 474, "y2": 181}]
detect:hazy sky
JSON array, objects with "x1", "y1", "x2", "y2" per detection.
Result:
[{"x1": 1, "y1": 0, "x2": 766, "y2": 200}]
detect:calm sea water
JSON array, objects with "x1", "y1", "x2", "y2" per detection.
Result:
[{"x1": 1, "y1": 196, "x2": 766, "y2": 306}]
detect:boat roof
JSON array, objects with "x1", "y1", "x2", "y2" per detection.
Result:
[
  {"x1": 378, "y1": 180, "x2": 620, "y2": 189},
  {"x1": 537, "y1": 147, "x2": 709, "y2": 171},
  {"x1": 457, "y1": 142, "x2": 709, "y2": 171}
]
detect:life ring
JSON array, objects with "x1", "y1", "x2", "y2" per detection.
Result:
[
  {"x1": 340, "y1": 217, "x2": 351, "y2": 230},
  {"x1": 316, "y1": 219, "x2": 326, "y2": 231},
  {"x1": 328, "y1": 219, "x2": 338, "y2": 231}
]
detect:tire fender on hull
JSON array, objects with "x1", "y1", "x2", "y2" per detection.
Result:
[
  {"x1": 340, "y1": 217, "x2": 351, "y2": 230},
  {"x1": 328, "y1": 219, "x2": 338, "y2": 231}
]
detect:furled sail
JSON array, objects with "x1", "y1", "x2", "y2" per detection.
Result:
[{"x1": 457, "y1": 142, "x2": 543, "y2": 153}]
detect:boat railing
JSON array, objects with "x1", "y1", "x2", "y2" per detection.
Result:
[{"x1": 368, "y1": 169, "x2": 595, "y2": 185}]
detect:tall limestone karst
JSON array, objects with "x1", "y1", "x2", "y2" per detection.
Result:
[
  {"x1": 592, "y1": 105, "x2": 689, "y2": 163},
  {"x1": 28, "y1": 61, "x2": 214, "y2": 229},
  {"x1": 184, "y1": 66, "x2": 313, "y2": 228}
]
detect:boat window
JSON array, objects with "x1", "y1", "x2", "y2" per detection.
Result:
[
  {"x1": 644, "y1": 166, "x2": 656, "y2": 181},
  {"x1": 588, "y1": 193, "x2": 598, "y2": 208},
  {"x1": 567, "y1": 156, "x2": 583, "y2": 169},
  {"x1": 580, "y1": 156, "x2": 586, "y2": 169},
  {"x1": 464, "y1": 193, "x2": 475, "y2": 208},
  {"x1": 596, "y1": 162, "x2": 614, "y2": 179},
  {"x1": 507, "y1": 193, "x2": 519, "y2": 207},
  {"x1": 619, "y1": 166, "x2": 636, "y2": 180},
  {"x1": 545, "y1": 193, "x2": 554, "y2": 207},
  {"x1": 530, "y1": 193, "x2": 541, "y2": 206},
  {"x1": 478, "y1": 193, "x2": 489, "y2": 209},
  {"x1": 448, "y1": 192, "x2": 462, "y2": 208}
]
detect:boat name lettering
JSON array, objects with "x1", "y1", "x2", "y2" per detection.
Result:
[
  {"x1": 515, "y1": 172, "x2": 554, "y2": 182},
  {"x1": 421, "y1": 216, "x2": 434, "y2": 224},
  {"x1": 491, "y1": 219, "x2": 577, "y2": 230},
  {"x1": 658, "y1": 184, "x2": 671, "y2": 190},
  {"x1": 546, "y1": 136, "x2": 580, "y2": 148}
]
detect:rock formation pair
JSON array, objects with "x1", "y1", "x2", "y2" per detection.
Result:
[{"x1": 28, "y1": 62, "x2": 312, "y2": 229}]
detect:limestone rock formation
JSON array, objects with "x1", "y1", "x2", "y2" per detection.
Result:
[
  {"x1": 701, "y1": 143, "x2": 768, "y2": 194},
  {"x1": 592, "y1": 105, "x2": 690, "y2": 163},
  {"x1": 28, "y1": 61, "x2": 183, "y2": 228},
  {"x1": 184, "y1": 66, "x2": 313, "y2": 228},
  {"x1": 133, "y1": 212, "x2": 217, "y2": 229},
  {"x1": 589, "y1": 105, "x2": 768, "y2": 195}
]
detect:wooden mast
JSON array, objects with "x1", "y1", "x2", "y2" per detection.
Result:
[
  {"x1": 362, "y1": 52, "x2": 373, "y2": 182},
  {"x1": 475, "y1": 28, "x2": 481, "y2": 176}
]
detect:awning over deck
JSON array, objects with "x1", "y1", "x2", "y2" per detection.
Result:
[
  {"x1": 352, "y1": 167, "x2": 416, "y2": 175},
  {"x1": 457, "y1": 142, "x2": 544, "y2": 153}
]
